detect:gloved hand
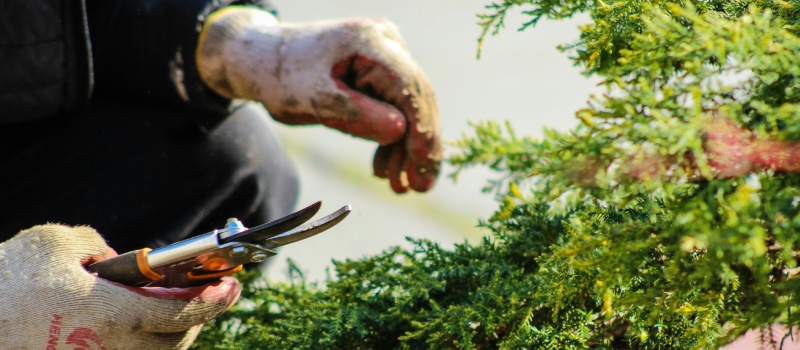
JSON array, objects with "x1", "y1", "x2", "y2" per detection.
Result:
[
  {"x1": 0, "y1": 224, "x2": 241, "y2": 349},
  {"x1": 197, "y1": 7, "x2": 441, "y2": 193}
]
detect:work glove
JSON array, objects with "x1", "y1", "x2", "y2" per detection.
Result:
[
  {"x1": 0, "y1": 224, "x2": 241, "y2": 349},
  {"x1": 197, "y1": 7, "x2": 441, "y2": 193}
]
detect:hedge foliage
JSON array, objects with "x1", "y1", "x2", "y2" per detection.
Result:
[{"x1": 194, "y1": 1, "x2": 800, "y2": 348}]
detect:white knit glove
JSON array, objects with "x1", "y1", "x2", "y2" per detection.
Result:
[
  {"x1": 197, "y1": 7, "x2": 441, "y2": 193},
  {"x1": 0, "y1": 224, "x2": 241, "y2": 349}
]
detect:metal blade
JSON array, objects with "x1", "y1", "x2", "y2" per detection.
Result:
[
  {"x1": 262, "y1": 205, "x2": 351, "y2": 249},
  {"x1": 219, "y1": 201, "x2": 322, "y2": 244}
]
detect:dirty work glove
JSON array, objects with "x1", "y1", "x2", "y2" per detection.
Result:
[
  {"x1": 0, "y1": 224, "x2": 241, "y2": 349},
  {"x1": 198, "y1": 7, "x2": 441, "y2": 193}
]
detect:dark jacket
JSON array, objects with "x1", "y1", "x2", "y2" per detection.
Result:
[{"x1": 0, "y1": 0, "x2": 277, "y2": 123}]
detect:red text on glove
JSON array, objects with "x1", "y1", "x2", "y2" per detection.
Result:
[
  {"x1": 46, "y1": 314, "x2": 62, "y2": 350},
  {"x1": 45, "y1": 314, "x2": 107, "y2": 350}
]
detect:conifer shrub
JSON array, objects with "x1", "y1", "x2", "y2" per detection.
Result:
[{"x1": 194, "y1": 1, "x2": 800, "y2": 348}]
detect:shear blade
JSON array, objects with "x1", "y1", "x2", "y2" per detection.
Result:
[
  {"x1": 262, "y1": 205, "x2": 352, "y2": 249},
  {"x1": 219, "y1": 201, "x2": 322, "y2": 244}
]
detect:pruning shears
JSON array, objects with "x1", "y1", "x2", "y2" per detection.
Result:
[{"x1": 87, "y1": 201, "x2": 350, "y2": 287}]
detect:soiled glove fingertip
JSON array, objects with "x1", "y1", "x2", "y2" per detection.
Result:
[
  {"x1": 389, "y1": 167, "x2": 410, "y2": 194},
  {"x1": 391, "y1": 180, "x2": 410, "y2": 194},
  {"x1": 408, "y1": 173, "x2": 436, "y2": 192},
  {"x1": 373, "y1": 146, "x2": 392, "y2": 178},
  {"x1": 406, "y1": 163, "x2": 437, "y2": 193},
  {"x1": 386, "y1": 144, "x2": 410, "y2": 193}
]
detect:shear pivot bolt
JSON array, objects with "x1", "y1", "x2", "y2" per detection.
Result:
[
  {"x1": 229, "y1": 246, "x2": 249, "y2": 258},
  {"x1": 251, "y1": 252, "x2": 268, "y2": 263}
]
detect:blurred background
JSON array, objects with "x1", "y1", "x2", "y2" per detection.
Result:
[{"x1": 264, "y1": 0, "x2": 601, "y2": 281}]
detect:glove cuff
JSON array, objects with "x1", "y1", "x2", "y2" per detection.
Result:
[{"x1": 197, "y1": 6, "x2": 279, "y2": 99}]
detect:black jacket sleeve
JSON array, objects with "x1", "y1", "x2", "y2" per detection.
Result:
[
  {"x1": 0, "y1": 0, "x2": 92, "y2": 123},
  {"x1": 85, "y1": 0, "x2": 277, "y2": 116}
]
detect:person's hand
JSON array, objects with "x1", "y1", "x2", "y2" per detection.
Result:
[
  {"x1": 0, "y1": 224, "x2": 241, "y2": 349},
  {"x1": 197, "y1": 7, "x2": 441, "y2": 193}
]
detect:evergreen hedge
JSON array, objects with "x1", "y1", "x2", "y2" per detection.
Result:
[{"x1": 194, "y1": 1, "x2": 800, "y2": 348}]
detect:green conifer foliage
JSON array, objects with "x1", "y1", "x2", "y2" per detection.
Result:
[{"x1": 194, "y1": 1, "x2": 800, "y2": 348}]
